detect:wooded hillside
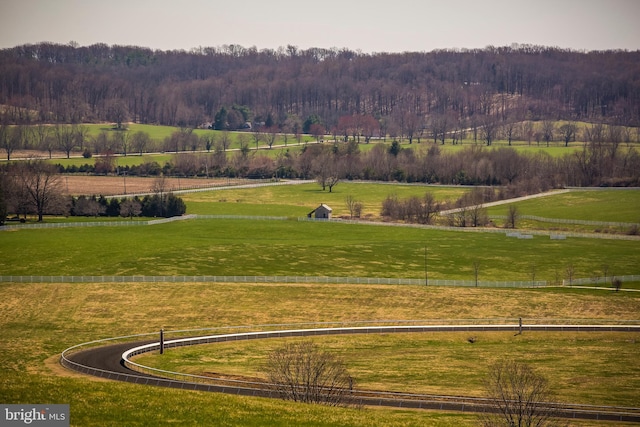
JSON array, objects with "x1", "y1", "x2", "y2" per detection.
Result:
[{"x1": 1, "y1": 43, "x2": 638, "y2": 129}]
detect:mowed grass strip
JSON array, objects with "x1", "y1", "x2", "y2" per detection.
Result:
[
  {"x1": 1, "y1": 282, "x2": 638, "y2": 426},
  {"x1": 2, "y1": 218, "x2": 639, "y2": 281},
  {"x1": 134, "y1": 331, "x2": 640, "y2": 407}
]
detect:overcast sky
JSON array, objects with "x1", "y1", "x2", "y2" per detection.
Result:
[{"x1": 0, "y1": 0, "x2": 638, "y2": 53}]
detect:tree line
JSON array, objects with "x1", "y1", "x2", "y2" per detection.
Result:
[
  {"x1": 0, "y1": 160, "x2": 185, "y2": 223},
  {"x1": 1, "y1": 42, "x2": 638, "y2": 135},
  {"x1": 1, "y1": 115, "x2": 638, "y2": 164},
  {"x1": 61, "y1": 138, "x2": 636, "y2": 189}
]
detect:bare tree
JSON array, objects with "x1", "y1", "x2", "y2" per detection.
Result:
[
  {"x1": 219, "y1": 131, "x2": 232, "y2": 152},
  {"x1": 113, "y1": 130, "x2": 131, "y2": 156},
  {"x1": 1, "y1": 123, "x2": 23, "y2": 161},
  {"x1": 565, "y1": 264, "x2": 575, "y2": 286},
  {"x1": 54, "y1": 124, "x2": 76, "y2": 159},
  {"x1": 14, "y1": 160, "x2": 63, "y2": 222},
  {"x1": 131, "y1": 131, "x2": 151, "y2": 156},
  {"x1": 120, "y1": 199, "x2": 142, "y2": 219},
  {"x1": 264, "y1": 126, "x2": 279, "y2": 149},
  {"x1": 265, "y1": 341, "x2": 355, "y2": 407},
  {"x1": 480, "y1": 359, "x2": 561, "y2": 427},
  {"x1": 74, "y1": 196, "x2": 105, "y2": 217},
  {"x1": 505, "y1": 205, "x2": 519, "y2": 229},
  {"x1": 542, "y1": 121, "x2": 555, "y2": 147},
  {"x1": 417, "y1": 192, "x2": 439, "y2": 224},
  {"x1": 558, "y1": 122, "x2": 577, "y2": 147},
  {"x1": 345, "y1": 195, "x2": 363, "y2": 219},
  {"x1": 480, "y1": 116, "x2": 499, "y2": 146},
  {"x1": 32, "y1": 124, "x2": 53, "y2": 158}
]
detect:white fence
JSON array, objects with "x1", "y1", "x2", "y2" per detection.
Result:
[
  {"x1": 0, "y1": 275, "x2": 547, "y2": 288},
  {"x1": 0, "y1": 214, "x2": 288, "y2": 231},
  {"x1": 490, "y1": 214, "x2": 639, "y2": 228},
  {"x1": 563, "y1": 275, "x2": 640, "y2": 286}
]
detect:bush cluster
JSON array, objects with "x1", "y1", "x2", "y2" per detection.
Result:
[{"x1": 70, "y1": 194, "x2": 186, "y2": 218}]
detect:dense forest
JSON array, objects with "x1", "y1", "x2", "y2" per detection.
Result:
[{"x1": 0, "y1": 42, "x2": 639, "y2": 130}]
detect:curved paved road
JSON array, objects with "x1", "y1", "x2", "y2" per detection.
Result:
[{"x1": 62, "y1": 324, "x2": 640, "y2": 423}]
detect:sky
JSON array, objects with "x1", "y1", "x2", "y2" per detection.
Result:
[{"x1": 0, "y1": 0, "x2": 638, "y2": 53}]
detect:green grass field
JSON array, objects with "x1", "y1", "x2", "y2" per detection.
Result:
[
  {"x1": 487, "y1": 189, "x2": 640, "y2": 224},
  {"x1": 1, "y1": 181, "x2": 639, "y2": 426},
  {"x1": 181, "y1": 181, "x2": 468, "y2": 217},
  {"x1": 2, "y1": 217, "x2": 638, "y2": 282}
]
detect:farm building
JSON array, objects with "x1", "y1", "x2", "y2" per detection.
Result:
[{"x1": 308, "y1": 204, "x2": 332, "y2": 219}]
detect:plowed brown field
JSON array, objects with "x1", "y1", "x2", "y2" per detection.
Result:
[{"x1": 61, "y1": 176, "x2": 237, "y2": 196}]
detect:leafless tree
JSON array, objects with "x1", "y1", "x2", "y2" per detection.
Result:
[
  {"x1": 14, "y1": 160, "x2": 64, "y2": 221},
  {"x1": 219, "y1": 131, "x2": 232, "y2": 151},
  {"x1": 265, "y1": 341, "x2": 356, "y2": 407},
  {"x1": 264, "y1": 126, "x2": 279, "y2": 149},
  {"x1": 345, "y1": 195, "x2": 363, "y2": 219},
  {"x1": 542, "y1": 121, "x2": 555, "y2": 147},
  {"x1": 131, "y1": 131, "x2": 151, "y2": 155},
  {"x1": 480, "y1": 359, "x2": 562, "y2": 427},
  {"x1": 113, "y1": 130, "x2": 131, "y2": 156},
  {"x1": 74, "y1": 196, "x2": 105, "y2": 217},
  {"x1": 4, "y1": 124, "x2": 29, "y2": 160},
  {"x1": 480, "y1": 116, "x2": 499, "y2": 146},
  {"x1": 469, "y1": 204, "x2": 489, "y2": 227},
  {"x1": 558, "y1": 122, "x2": 577, "y2": 147},
  {"x1": 32, "y1": 124, "x2": 53, "y2": 158},
  {"x1": 505, "y1": 205, "x2": 519, "y2": 229},
  {"x1": 120, "y1": 199, "x2": 142, "y2": 219},
  {"x1": 54, "y1": 124, "x2": 76, "y2": 159},
  {"x1": 565, "y1": 264, "x2": 575, "y2": 286}
]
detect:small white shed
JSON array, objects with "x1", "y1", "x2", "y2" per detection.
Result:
[{"x1": 308, "y1": 204, "x2": 332, "y2": 219}]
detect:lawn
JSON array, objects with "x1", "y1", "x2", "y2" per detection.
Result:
[{"x1": 1, "y1": 281, "x2": 638, "y2": 426}]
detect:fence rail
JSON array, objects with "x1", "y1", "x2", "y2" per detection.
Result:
[
  {"x1": 563, "y1": 275, "x2": 640, "y2": 286},
  {"x1": 0, "y1": 275, "x2": 548, "y2": 288},
  {"x1": 490, "y1": 214, "x2": 639, "y2": 228},
  {"x1": 0, "y1": 214, "x2": 288, "y2": 230},
  {"x1": 299, "y1": 217, "x2": 640, "y2": 240}
]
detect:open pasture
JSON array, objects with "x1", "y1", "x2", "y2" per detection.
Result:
[
  {"x1": 1, "y1": 281, "x2": 639, "y2": 426},
  {"x1": 1, "y1": 181, "x2": 639, "y2": 425},
  {"x1": 1, "y1": 216, "x2": 638, "y2": 283},
  {"x1": 181, "y1": 181, "x2": 468, "y2": 217},
  {"x1": 487, "y1": 189, "x2": 640, "y2": 224}
]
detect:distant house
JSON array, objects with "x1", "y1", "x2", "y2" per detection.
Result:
[{"x1": 308, "y1": 204, "x2": 332, "y2": 219}]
